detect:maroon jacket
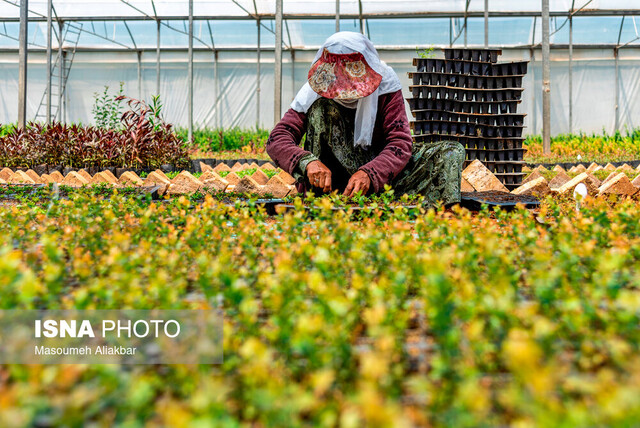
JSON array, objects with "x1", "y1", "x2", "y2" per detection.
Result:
[{"x1": 266, "y1": 90, "x2": 413, "y2": 193}]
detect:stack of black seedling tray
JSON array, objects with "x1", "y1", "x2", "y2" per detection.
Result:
[{"x1": 408, "y1": 48, "x2": 528, "y2": 190}]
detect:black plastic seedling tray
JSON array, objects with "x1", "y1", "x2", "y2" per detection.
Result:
[
  {"x1": 460, "y1": 191, "x2": 539, "y2": 210},
  {"x1": 407, "y1": 98, "x2": 521, "y2": 115},
  {"x1": 443, "y1": 48, "x2": 502, "y2": 62},
  {"x1": 409, "y1": 72, "x2": 524, "y2": 89}
]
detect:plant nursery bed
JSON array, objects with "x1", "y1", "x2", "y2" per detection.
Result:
[
  {"x1": 0, "y1": 183, "x2": 164, "y2": 202},
  {"x1": 274, "y1": 203, "x2": 422, "y2": 219}
]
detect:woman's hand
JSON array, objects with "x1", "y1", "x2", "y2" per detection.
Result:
[
  {"x1": 306, "y1": 160, "x2": 332, "y2": 193},
  {"x1": 343, "y1": 170, "x2": 371, "y2": 197}
]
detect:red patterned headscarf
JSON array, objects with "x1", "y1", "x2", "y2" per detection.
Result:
[
  {"x1": 308, "y1": 49, "x2": 382, "y2": 100},
  {"x1": 291, "y1": 32, "x2": 402, "y2": 148}
]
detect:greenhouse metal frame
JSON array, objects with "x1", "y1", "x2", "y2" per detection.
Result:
[{"x1": 2, "y1": 1, "x2": 640, "y2": 150}]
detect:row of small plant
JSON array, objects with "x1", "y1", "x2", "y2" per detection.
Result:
[
  {"x1": 176, "y1": 127, "x2": 270, "y2": 153},
  {"x1": 0, "y1": 97, "x2": 189, "y2": 169},
  {"x1": 524, "y1": 128, "x2": 640, "y2": 163},
  {"x1": 1, "y1": 192, "x2": 639, "y2": 426}
]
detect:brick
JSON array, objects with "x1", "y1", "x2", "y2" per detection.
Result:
[
  {"x1": 263, "y1": 175, "x2": 290, "y2": 198},
  {"x1": 569, "y1": 164, "x2": 586, "y2": 174},
  {"x1": 118, "y1": 171, "x2": 144, "y2": 186},
  {"x1": 0, "y1": 167, "x2": 13, "y2": 181},
  {"x1": 511, "y1": 176, "x2": 550, "y2": 197},
  {"x1": 522, "y1": 170, "x2": 544, "y2": 185},
  {"x1": 142, "y1": 171, "x2": 170, "y2": 187},
  {"x1": 213, "y1": 163, "x2": 231, "y2": 173},
  {"x1": 40, "y1": 174, "x2": 54, "y2": 184},
  {"x1": 548, "y1": 170, "x2": 571, "y2": 190},
  {"x1": 199, "y1": 170, "x2": 224, "y2": 183},
  {"x1": 460, "y1": 177, "x2": 474, "y2": 192},
  {"x1": 8, "y1": 170, "x2": 35, "y2": 184},
  {"x1": 251, "y1": 169, "x2": 269, "y2": 185},
  {"x1": 234, "y1": 176, "x2": 262, "y2": 195},
  {"x1": 25, "y1": 169, "x2": 41, "y2": 183},
  {"x1": 601, "y1": 172, "x2": 618, "y2": 187},
  {"x1": 48, "y1": 171, "x2": 64, "y2": 183},
  {"x1": 586, "y1": 162, "x2": 602, "y2": 173},
  {"x1": 277, "y1": 170, "x2": 296, "y2": 186},
  {"x1": 62, "y1": 171, "x2": 89, "y2": 187},
  {"x1": 225, "y1": 172, "x2": 240, "y2": 185},
  {"x1": 555, "y1": 172, "x2": 599, "y2": 196},
  {"x1": 533, "y1": 165, "x2": 548, "y2": 173},
  {"x1": 167, "y1": 171, "x2": 202, "y2": 195},
  {"x1": 230, "y1": 162, "x2": 244, "y2": 172},
  {"x1": 153, "y1": 169, "x2": 171, "y2": 182},
  {"x1": 202, "y1": 175, "x2": 229, "y2": 192},
  {"x1": 597, "y1": 173, "x2": 638, "y2": 196},
  {"x1": 92, "y1": 171, "x2": 118, "y2": 185},
  {"x1": 77, "y1": 169, "x2": 93, "y2": 182},
  {"x1": 462, "y1": 160, "x2": 509, "y2": 193},
  {"x1": 199, "y1": 161, "x2": 214, "y2": 173}
]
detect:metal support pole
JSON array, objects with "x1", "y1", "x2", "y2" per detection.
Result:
[
  {"x1": 291, "y1": 49, "x2": 295, "y2": 102},
  {"x1": 215, "y1": 50, "x2": 220, "y2": 127},
  {"x1": 256, "y1": 18, "x2": 261, "y2": 129},
  {"x1": 46, "y1": 0, "x2": 52, "y2": 124},
  {"x1": 137, "y1": 51, "x2": 142, "y2": 100},
  {"x1": 62, "y1": 51, "x2": 66, "y2": 123},
  {"x1": 464, "y1": 0, "x2": 468, "y2": 47},
  {"x1": 18, "y1": 0, "x2": 28, "y2": 128},
  {"x1": 274, "y1": 0, "x2": 283, "y2": 124},
  {"x1": 58, "y1": 21, "x2": 63, "y2": 122},
  {"x1": 568, "y1": 14, "x2": 573, "y2": 134},
  {"x1": 615, "y1": 49, "x2": 620, "y2": 131},
  {"x1": 156, "y1": 20, "x2": 160, "y2": 95},
  {"x1": 484, "y1": 0, "x2": 489, "y2": 48},
  {"x1": 336, "y1": 0, "x2": 340, "y2": 32},
  {"x1": 541, "y1": 0, "x2": 551, "y2": 154},
  {"x1": 530, "y1": 48, "x2": 536, "y2": 134},
  {"x1": 188, "y1": 0, "x2": 193, "y2": 141},
  {"x1": 358, "y1": 0, "x2": 364, "y2": 35}
]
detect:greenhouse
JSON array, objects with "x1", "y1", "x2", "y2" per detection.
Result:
[
  {"x1": 2, "y1": 1, "x2": 640, "y2": 135},
  {"x1": 2, "y1": 2, "x2": 640, "y2": 427}
]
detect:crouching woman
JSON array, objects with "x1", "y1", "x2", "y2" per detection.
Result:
[{"x1": 267, "y1": 32, "x2": 465, "y2": 206}]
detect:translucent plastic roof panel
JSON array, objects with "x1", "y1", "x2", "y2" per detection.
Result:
[
  {"x1": 1, "y1": 0, "x2": 640, "y2": 50},
  {"x1": 1, "y1": 0, "x2": 640, "y2": 20}
]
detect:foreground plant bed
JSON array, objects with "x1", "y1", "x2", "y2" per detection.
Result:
[{"x1": 1, "y1": 195, "x2": 640, "y2": 426}]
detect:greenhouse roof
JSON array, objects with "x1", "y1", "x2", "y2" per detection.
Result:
[
  {"x1": 0, "y1": 0, "x2": 639, "y2": 50},
  {"x1": 0, "y1": 1, "x2": 639, "y2": 20}
]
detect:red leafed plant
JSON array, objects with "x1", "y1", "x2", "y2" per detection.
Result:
[{"x1": 0, "y1": 95, "x2": 189, "y2": 169}]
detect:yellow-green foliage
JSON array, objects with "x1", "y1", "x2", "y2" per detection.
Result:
[
  {"x1": 1, "y1": 194, "x2": 640, "y2": 426},
  {"x1": 525, "y1": 130, "x2": 640, "y2": 163}
]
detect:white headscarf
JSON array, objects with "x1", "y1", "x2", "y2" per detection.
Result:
[{"x1": 291, "y1": 32, "x2": 402, "y2": 149}]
